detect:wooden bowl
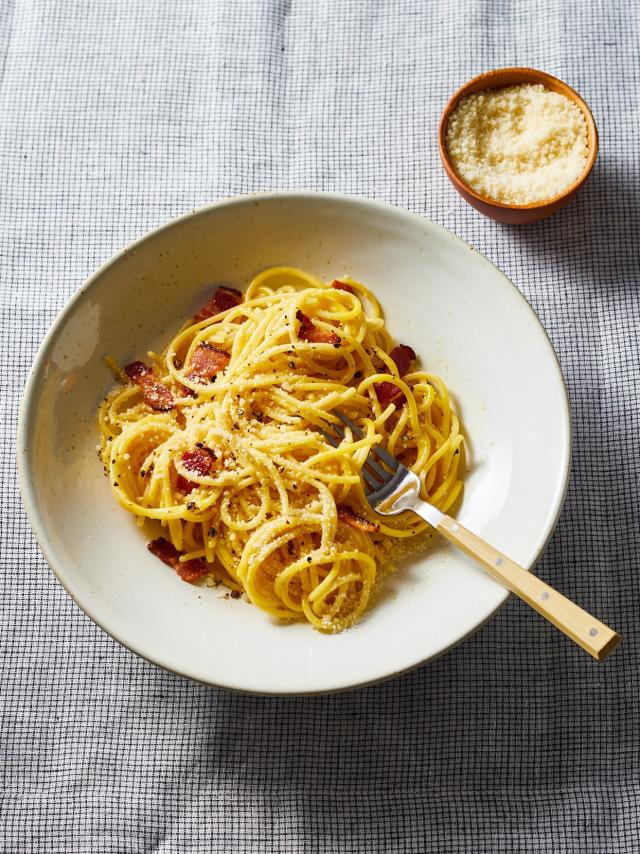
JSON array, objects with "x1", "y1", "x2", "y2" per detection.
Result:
[{"x1": 438, "y1": 68, "x2": 598, "y2": 224}]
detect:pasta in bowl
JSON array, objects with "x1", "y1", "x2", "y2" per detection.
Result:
[
  {"x1": 99, "y1": 268, "x2": 463, "y2": 631},
  {"x1": 18, "y1": 192, "x2": 570, "y2": 693}
]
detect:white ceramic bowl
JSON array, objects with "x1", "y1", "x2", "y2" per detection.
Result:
[{"x1": 18, "y1": 193, "x2": 570, "y2": 694}]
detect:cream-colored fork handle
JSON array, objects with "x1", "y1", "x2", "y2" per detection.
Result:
[{"x1": 432, "y1": 514, "x2": 620, "y2": 661}]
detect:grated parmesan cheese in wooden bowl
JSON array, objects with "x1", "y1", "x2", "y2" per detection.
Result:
[{"x1": 445, "y1": 83, "x2": 588, "y2": 206}]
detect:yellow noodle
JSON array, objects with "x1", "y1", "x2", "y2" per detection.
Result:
[{"x1": 98, "y1": 268, "x2": 464, "y2": 631}]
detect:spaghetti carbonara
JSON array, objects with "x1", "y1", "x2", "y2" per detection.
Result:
[{"x1": 98, "y1": 267, "x2": 464, "y2": 631}]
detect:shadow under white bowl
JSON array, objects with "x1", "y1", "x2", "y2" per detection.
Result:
[{"x1": 18, "y1": 192, "x2": 571, "y2": 694}]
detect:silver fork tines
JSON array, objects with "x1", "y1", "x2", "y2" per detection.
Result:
[
  {"x1": 319, "y1": 410, "x2": 439, "y2": 523},
  {"x1": 333, "y1": 411, "x2": 399, "y2": 471}
]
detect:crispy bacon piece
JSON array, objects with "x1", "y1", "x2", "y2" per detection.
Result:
[
  {"x1": 296, "y1": 310, "x2": 340, "y2": 345},
  {"x1": 124, "y1": 361, "x2": 174, "y2": 411},
  {"x1": 187, "y1": 342, "x2": 231, "y2": 382},
  {"x1": 390, "y1": 344, "x2": 416, "y2": 377},
  {"x1": 148, "y1": 537, "x2": 209, "y2": 583},
  {"x1": 193, "y1": 286, "x2": 243, "y2": 322},
  {"x1": 182, "y1": 447, "x2": 215, "y2": 476},
  {"x1": 178, "y1": 385, "x2": 197, "y2": 399},
  {"x1": 337, "y1": 504, "x2": 380, "y2": 533},
  {"x1": 123, "y1": 361, "x2": 147, "y2": 382},
  {"x1": 373, "y1": 343, "x2": 417, "y2": 408},
  {"x1": 373, "y1": 380, "x2": 405, "y2": 408},
  {"x1": 176, "y1": 474, "x2": 196, "y2": 494},
  {"x1": 176, "y1": 446, "x2": 216, "y2": 493},
  {"x1": 331, "y1": 280, "x2": 354, "y2": 294}
]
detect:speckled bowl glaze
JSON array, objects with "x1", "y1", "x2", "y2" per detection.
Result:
[
  {"x1": 18, "y1": 193, "x2": 571, "y2": 694},
  {"x1": 439, "y1": 68, "x2": 599, "y2": 224}
]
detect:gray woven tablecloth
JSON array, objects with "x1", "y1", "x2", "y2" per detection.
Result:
[{"x1": 2, "y1": 1, "x2": 638, "y2": 851}]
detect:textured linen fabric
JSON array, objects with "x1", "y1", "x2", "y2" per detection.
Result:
[{"x1": 1, "y1": 0, "x2": 638, "y2": 851}]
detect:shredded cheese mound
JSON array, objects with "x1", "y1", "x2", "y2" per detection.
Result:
[
  {"x1": 98, "y1": 268, "x2": 465, "y2": 632},
  {"x1": 446, "y1": 83, "x2": 588, "y2": 205}
]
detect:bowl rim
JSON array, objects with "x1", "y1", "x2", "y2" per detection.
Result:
[
  {"x1": 438, "y1": 66, "x2": 599, "y2": 211},
  {"x1": 16, "y1": 191, "x2": 572, "y2": 695}
]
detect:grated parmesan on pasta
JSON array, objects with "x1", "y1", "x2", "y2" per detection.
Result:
[{"x1": 98, "y1": 269, "x2": 465, "y2": 632}]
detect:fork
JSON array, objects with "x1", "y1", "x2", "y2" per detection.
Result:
[{"x1": 320, "y1": 411, "x2": 621, "y2": 661}]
